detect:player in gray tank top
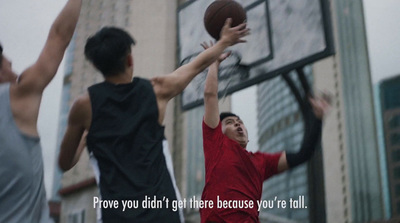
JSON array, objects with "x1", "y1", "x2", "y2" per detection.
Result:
[
  {"x1": 0, "y1": 83, "x2": 50, "y2": 222},
  {"x1": 0, "y1": 0, "x2": 82, "y2": 221}
]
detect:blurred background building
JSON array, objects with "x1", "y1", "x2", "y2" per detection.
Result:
[
  {"x1": 51, "y1": 0, "x2": 399, "y2": 222},
  {"x1": 256, "y1": 70, "x2": 327, "y2": 223},
  {"x1": 378, "y1": 75, "x2": 400, "y2": 219}
]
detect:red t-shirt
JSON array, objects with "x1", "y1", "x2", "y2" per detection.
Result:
[{"x1": 200, "y1": 121, "x2": 282, "y2": 223}]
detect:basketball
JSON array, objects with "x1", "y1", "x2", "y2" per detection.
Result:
[{"x1": 204, "y1": 0, "x2": 247, "y2": 40}]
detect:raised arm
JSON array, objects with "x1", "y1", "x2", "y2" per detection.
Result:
[
  {"x1": 203, "y1": 61, "x2": 221, "y2": 128},
  {"x1": 202, "y1": 42, "x2": 231, "y2": 128},
  {"x1": 18, "y1": 0, "x2": 82, "y2": 94},
  {"x1": 151, "y1": 19, "x2": 248, "y2": 124},
  {"x1": 152, "y1": 19, "x2": 248, "y2": 101},
  {"x1": 277, "y1": 96, "x2": 330, "y2": 173}
]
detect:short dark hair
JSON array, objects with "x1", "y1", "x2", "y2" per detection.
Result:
[
  {"x1": 0, "y1": 43, "x2": 3, "y2": 66},
  {"x1": 84, "y1": 27, "x2": 135, "y2": 76},
  {"x1": 219, "y1": 112, "x2": 239, "y2": 122}
]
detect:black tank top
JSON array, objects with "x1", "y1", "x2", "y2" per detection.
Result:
[{"x1": 87, "y1": 77, "x2": 180, "y2": 222}]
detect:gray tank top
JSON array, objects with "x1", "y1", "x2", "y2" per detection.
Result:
[{"x1": 0, "y1": 83, "x2": 51, "y2": 223}]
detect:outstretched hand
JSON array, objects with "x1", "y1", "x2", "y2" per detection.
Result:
[
  {"x1": 201, "y1": 41, "x2": 231, "y2": 63},
  {"x1": 219, "y1": 18, "x2": 250, "y2": 46},
  {"x1": 309, "y1": 92, "x2": 332, "y2": 120}
]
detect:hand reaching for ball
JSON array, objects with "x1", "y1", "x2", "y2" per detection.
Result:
[{"x1": 219, "y1": 18, "x2": 250, "y2": 46}]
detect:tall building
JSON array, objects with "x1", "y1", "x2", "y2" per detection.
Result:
[
  {"x1": 379, "y1": 75, "x2": 400, "y2": 219},
  {"x1": 256, "y1": 70, "x2": 326, "y2": 223},
  {"x1": 373, "y1": 83, "x2": 392, "y2": 220},
  {"x1": 324, "y1": 0, "x2": 385, "y2": 221},
  {"x1": 312, "y1": 0, "x2": 388, "y2": 222},
  {"x1": 256, "y1": 0, "x2": 390, "y2": 222}
]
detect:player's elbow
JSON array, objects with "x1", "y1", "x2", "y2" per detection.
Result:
[
  {"x1": 58, "y1": 151, "x2": 74, "y2": 172},
  {"x1": 59, "y1": 156, "x2": 74, "y2": 172},
  {"x1": 58, "y1": 159, "x2": 72, "y2": 172}
]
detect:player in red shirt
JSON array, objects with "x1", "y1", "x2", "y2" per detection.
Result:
[{"x1": 200, "y1": 42, "x2": 330, "y2": 223}]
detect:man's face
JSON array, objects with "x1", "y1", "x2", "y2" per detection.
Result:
[{"x1": 221, "y1": 116, "x2": 249, "y2": 148}]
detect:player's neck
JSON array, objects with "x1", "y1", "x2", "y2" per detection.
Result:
[{"x1": 104, "y1": 72, "x2": 133, "y2": 84}]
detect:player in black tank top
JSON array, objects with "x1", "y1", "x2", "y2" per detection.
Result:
[
  {"x1": 58, "y1": 24, "x2": 249, "y2": 222},
  {"x1": 87, "y1": 79, "x2": 179, "y2": 222}
]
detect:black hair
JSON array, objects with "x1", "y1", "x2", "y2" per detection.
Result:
[
  {"x1": 84, "y1": 27, "x2": 135, "y2": 77},
  {"x1": 219, "y1": 112, "x2": 240, "y2": 122}
]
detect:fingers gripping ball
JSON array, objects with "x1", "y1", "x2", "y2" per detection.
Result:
[{"x1": 204, "y1": 0, "x2": 247, "y2": 40}]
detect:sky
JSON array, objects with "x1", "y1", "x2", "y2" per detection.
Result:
[
  {"x1": 363, "y1": 0, "x2": 400, "y2": 83},
  {"x1": 0, "y1": 0, "x2": 399, "y2": 198}
]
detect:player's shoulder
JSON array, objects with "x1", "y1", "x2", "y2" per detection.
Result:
[
  {"x1": 135, "y1": 76, "x2": 153, "y2": 88},
  {"x1": 71, "y1": 92, "x2": 91, "y2": 112},
  {"x1": 67, "y1": 92, "x2": 92, "y2": 125},
  {"x1": 75, "y1": 91, "x2": 90, "y2": 105}
]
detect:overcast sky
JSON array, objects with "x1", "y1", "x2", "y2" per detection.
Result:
[
  {"x1": 0, "y1": 0, "x2": 399, "y2": 198},
  {"x1": 363, "y1": 0, "x2": 400, "y2": 83}
]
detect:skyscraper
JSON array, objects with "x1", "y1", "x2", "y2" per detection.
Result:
[
  {"x1": 256, "y1": 0, "x2": 387, "y2": 222},
  {"x1": 258, "y1": 72, "x2": 311, "y2": 222},
  {"x1": 379, "y1": 75, "x2": 400, "y2": 219}
]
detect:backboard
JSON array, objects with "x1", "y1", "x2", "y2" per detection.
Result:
[{"x1": 178, "y1": 0, "x2": 334, "y2": 110}]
